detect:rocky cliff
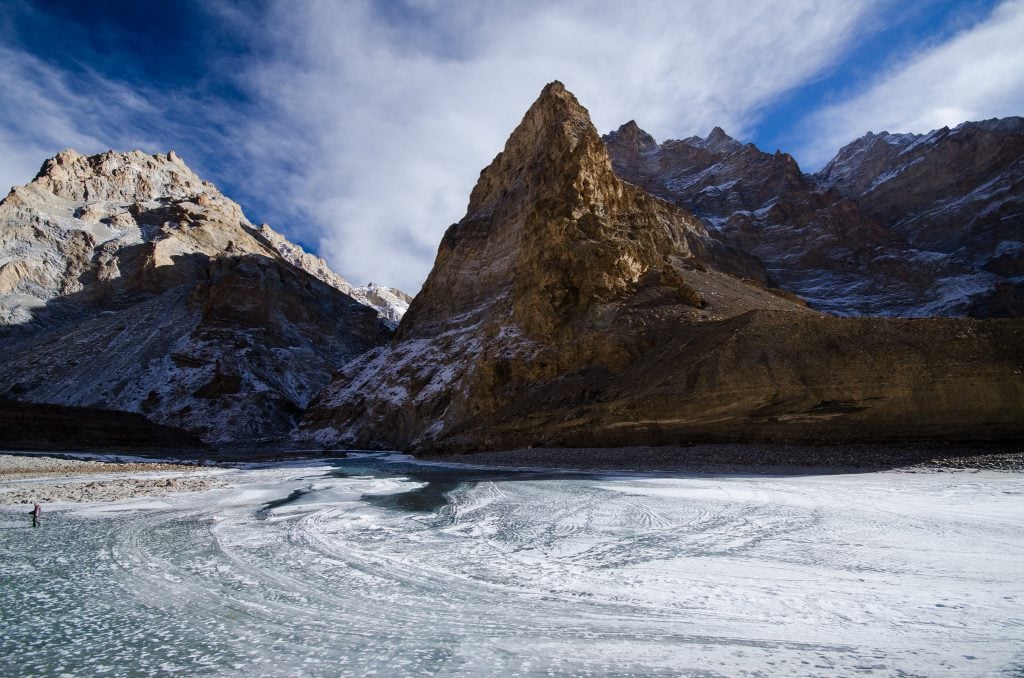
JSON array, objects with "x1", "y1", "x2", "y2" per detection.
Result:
[
  {"x1": 0, "y1": 150, "x2": 393, "y2": 441},
  {"x1": 605, "y1": 118, "x2": 1023, "y2": 317},
  {"x1": 299, "y1": 83, "x2": 1024, "y2": 452}
]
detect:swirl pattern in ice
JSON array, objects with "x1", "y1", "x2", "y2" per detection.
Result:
[{"x1": 2, "y1": 455, "x2": 1023, "y2": 675}]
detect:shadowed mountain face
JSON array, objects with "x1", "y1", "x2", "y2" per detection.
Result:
[
  {"x1": 0, "y1": 397, "x2": 204, "y2": 451},
  {"x1": 0, "y1": 150, "x2": 392, "y2": 441},
  {"x1": 299, "y1": 82, "x2": 1024, "y2": 453},
  {"x1": 816, "y1": 118, "x2": 1024, "y2": 314},
  {"x1": 604, "y1": 118, "x2": 1024, "y2": 317}
]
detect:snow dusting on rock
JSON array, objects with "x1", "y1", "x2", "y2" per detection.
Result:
[{"x1": 0, "y1": 149, "x2": 393, "y2": 441}]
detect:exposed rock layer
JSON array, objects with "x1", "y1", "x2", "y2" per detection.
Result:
[
  {"x1": 0, "y1": 150, "x2": 392, "y2": 440},
  {"x1": 298, "y1": 83, "x2": 1024, "y2": 452}
]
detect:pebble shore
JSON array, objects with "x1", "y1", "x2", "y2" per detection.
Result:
[
  {"x1": 425, "y1": 443, "x2": 1024, "y2": 474},
  {"x1": 0, "y1": 454, "x2": 225, "y2": 505}
]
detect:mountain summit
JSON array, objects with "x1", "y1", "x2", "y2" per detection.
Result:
[
  {"x1": 400, "y1": 80, "x2": 745, "y2": 341},
  {"x1": 300, "y1": 82, "x2": 1024, "y2": 452}
]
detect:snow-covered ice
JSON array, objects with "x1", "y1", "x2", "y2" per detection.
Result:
[{"x1": 2, "y1": 454, "x2": 1022, "y2": 675}]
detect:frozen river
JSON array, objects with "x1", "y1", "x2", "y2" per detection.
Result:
[{"x1": 2, "y1": 454, "x2": 1023, "y2": 676}]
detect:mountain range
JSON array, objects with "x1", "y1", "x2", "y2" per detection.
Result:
[
  {"x1": 1, "y1": 83, "x2": 1021, "y2": 451},
  {"x1": 299, "y1": 83, "x2": 1024, "y2": 451},
  {"x1": 604, "y1": 116, "x2": 1024, "y2": 317}
]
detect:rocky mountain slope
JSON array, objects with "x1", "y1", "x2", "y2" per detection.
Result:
[
  {"x1": 299, "y1": 82, "x2": 1024, "y2": 452},
  {"x1": 0, "y1": 149, "x2": 393, "y2": 441},
  {"x1": 604, "y1": 118, "x2": 1023, "y2": 317},
  {"x1": 816, "y1": 118, "x2": 1024, "y2": 315}
]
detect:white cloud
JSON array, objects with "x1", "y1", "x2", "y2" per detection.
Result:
[
  {"x1": 0, "y1": 44, "x2": 208, "y2": 195},
  {"x1": 0, "y1": 47, "x2": 107, "y2": 193},
  {"x1": 227, "y1": 0, "x2": 888, "y2": 292},
  {"x1": 17, "y1": 1, "x2": 1018, "y2": 294},
  {"x1": 797, "y1": 0, "x2": 1024, "y2": 169}
]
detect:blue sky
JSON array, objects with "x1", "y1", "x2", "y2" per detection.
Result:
[{"x1": 2, "y1": 0, "x2": 1022, "y2": 292}]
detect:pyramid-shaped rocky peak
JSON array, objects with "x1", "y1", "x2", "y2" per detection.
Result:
[
  {"x1": 301, "y1": 83, "x2": 1024, "y2": 454},
  {"x1": 399, "y1": 81, "x2": 718, "y2": 341},
  {"x1": 464, "y1": 81, "x2": 613, "y2": 218}
]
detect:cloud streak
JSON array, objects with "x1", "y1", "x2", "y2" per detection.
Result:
[
  {"x1": 2, "y1": 1, "x2": 1020, "y2": 294},
  {"x1": 0, "y1": 46, "x2": 116, "y2": 193},
  {"x1": 225, "y1": 0, "x2": 887, "y2": 291},
  {"x1": 797, "y1": 0, "x2": 1024, "y2": 168},
  {"x1": 0, "y1": 40, "x2": 234, "y2": 199}
]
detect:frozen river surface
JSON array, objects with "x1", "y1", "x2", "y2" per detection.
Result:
[{"x1": 2, "y1": 454, "x2": 1023, "y2": 676}]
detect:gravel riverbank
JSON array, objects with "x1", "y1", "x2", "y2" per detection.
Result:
[
  {"x1": 423, "y1": 443, "x2": 1024, "y2": 474},
  {"x1": 0, "y1": 453, "x2": 225, "y2": 505}
]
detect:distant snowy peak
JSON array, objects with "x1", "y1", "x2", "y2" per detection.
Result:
[
  {"x1": 255, "y1": 224, "x2": 410, "y2": 327},
  {"x1": 605, "y1": 116, "x2": 1024, "y2": 318},
  {"x1": 350, "y1": 284, "x2": 411, "y2": 328},
  {"x1": 812, "y1": 117, "x2": 1024, "y2": 272},
  {"x1": 815, "y1": 117, "x2": 1024, "y2": 197},
  {"x1": 680, "y1": 126, "x2": 747, "y2": 154},
  {"x1": 605, "y1": 123, "x2": 752, "y2": 159},
  {"x1": 814, "y1": 131, "x2": 919, "y2": 195},
  {"x1": 603, "y1": 121, "x2": 808, "y2": 220}
]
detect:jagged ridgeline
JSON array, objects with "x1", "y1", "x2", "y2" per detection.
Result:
[
  {"x1": 0, "y1": 149, "x2": 408, "y2": 441},
  {"x1": 299, "y1": 82, "x2": 1024, "y2": 452},
  {"x1": 605, "y1": 117, "x2": 1024, "y2": 317}
]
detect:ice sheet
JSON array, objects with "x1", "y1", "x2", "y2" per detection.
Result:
[{"x1": 2, "y1": 457, "x2": 1022, "y2": 676}]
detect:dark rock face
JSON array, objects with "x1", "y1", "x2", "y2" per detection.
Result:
[
  {"x1": 0, "y1": 150, "x2": 391, "y2": 441},
  {"x1": 0, "y1": 397, "x2": 204, "y2": 451},
  {"x1": 300, "y1": 83, "x2": 1024, "y2": 453},
  {"x1": 605, "y1": 117, "x2": 1024, "y2": 317}
]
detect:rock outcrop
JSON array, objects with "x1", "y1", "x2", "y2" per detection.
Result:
[
  {"x1": 604, "y1": 118, "x2": 1024, "y2": 317},
  {"x1": 0, "y1": 150, "x2": 392, "y2": 440},
  {"x1": 299, "y1": 82, "x2": 1024, "y2": 452}
]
